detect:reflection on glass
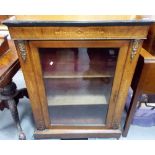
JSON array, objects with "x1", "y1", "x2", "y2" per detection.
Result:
[{"x1": 39, "y1": 48, "x2": 119, "y2": 125}]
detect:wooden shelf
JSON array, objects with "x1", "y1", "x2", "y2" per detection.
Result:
[
  {"x1": 44, "y1": 75, "x2": 113, "y2": 79},
  {"x1": 43, "y1": 71, "x2": 114, "y2": 79},
  {"x1": 45, "y1": 78, "x2": 112, "y2": 106}
]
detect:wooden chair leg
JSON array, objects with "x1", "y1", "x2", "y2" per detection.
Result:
[
  {"x1": 0, "y1": 81, "x2": 28, "y2": 140},
  {"x1": 122, "y1": 90, "x2": 141, "y2": 137},
  {"x1": 7, "y1": 99, "x2": 26, "y2": 140}
]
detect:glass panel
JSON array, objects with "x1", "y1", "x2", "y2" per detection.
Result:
[{"x1": 39, "y1": 48, "x2": 119, "y2": 126}]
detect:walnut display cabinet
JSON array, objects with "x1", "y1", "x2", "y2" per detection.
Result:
[{"x1": 3, "y1": 16, "x2": 155, "y2": 139}]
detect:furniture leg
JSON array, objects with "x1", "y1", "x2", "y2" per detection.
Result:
[
  {"x1": 7, "y1": 99, "x2": 26, "y2": 140},
  {"x1": 16, "y1": 88, "x2": 29, "y2": 99},
  {"x1": 0, "y1": 81, "x2": 28, "y2": 140}
]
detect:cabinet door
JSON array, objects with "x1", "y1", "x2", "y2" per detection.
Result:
[{"x1": 29, "y1": 40, "x2": 129, "y2": 129}]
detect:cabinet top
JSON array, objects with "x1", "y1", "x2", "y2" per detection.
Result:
[{"x1": 3, "y1": 15, "x2": 155, "y2": 27}]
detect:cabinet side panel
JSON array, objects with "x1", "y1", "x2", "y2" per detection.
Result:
[
  {"x1": 113, "y1": 40, "x2": 143, "y2": 126},
  {"x1": 106, "y1": 42, "x2": 129, "y2": 127},
  {"x1": 15, "y1": 40, "x2": 45, "y2": 130},
  {"x1": 29, "y1": 43, "x2": 50, "y2": 128}
]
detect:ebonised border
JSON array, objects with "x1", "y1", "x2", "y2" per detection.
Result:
[{"x1": 2, "y1": 20, "x2": 154, "y2": 27}]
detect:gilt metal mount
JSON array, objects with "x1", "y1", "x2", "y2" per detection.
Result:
[
  {"x1": 37, "y1": 121, "x2": 45, "y2": 130},
  {"x1": 17, "y1": 40, "x2": 26, "y2": 62},
  {"x1": 112, "y1": 120, "x2": 120, "y2": 129},
  {"x1": 130, "y1": 39, "x2": 141, "y2": 62}
]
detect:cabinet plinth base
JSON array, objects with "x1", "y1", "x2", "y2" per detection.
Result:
[{"x1": 34, "y1": 129, "x2": 121, "y2": 139}]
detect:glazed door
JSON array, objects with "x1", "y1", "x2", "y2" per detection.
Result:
[{"x1": 29, "y1": 40, "x2": 129, "y2": 129}]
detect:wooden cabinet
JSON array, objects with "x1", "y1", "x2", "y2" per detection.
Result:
[
  {"x1": 143, "y1": 24, "x2": 155, "y2": 56},
  {"x1": 3, "y1": 15, "x2": 154, "y2": 139}
]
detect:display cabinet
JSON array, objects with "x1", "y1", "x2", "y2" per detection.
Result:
[{"x1": 3, "y1": 15, "x2": 154, "y2": 139}]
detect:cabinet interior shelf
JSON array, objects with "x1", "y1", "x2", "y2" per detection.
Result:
[{"x1": 43, "y1": 74, "x2": 114, "y2": 79}]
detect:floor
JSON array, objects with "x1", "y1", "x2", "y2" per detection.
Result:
[{"x1": 0, "y1": 70, "x2": 155, "y2": 140}]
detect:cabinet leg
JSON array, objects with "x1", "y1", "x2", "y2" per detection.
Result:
[{"x1": 7, "y1": 99, "x2": 26, "y2": 140}]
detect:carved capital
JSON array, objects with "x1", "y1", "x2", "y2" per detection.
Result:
[
  {"x1": 16, "y1": 40, "x2": 26, "y2": 62},
  {"x1": 130, "y1": 39, "x2": 141, "y2": 62}
]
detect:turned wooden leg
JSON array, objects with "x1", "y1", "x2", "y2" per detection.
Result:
[
  {"x1": 0, "y1": 81, "x2": 28, "y2": 140},
  {"x1": 7, "y1": 99, "x2": 26, "y2": 140}
]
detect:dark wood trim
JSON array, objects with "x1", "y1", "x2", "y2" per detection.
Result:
[{"x1": 3, "y1": 20, "x2": 154, "y2": 27}]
